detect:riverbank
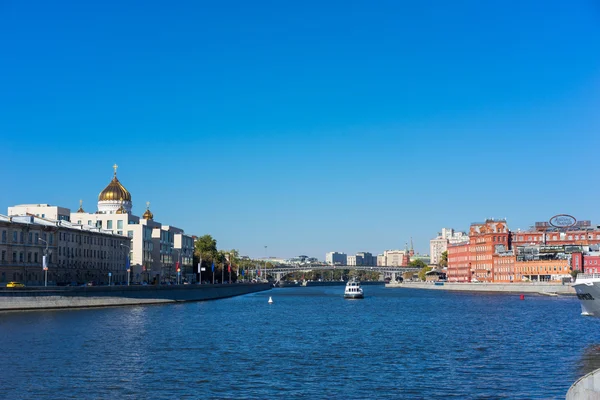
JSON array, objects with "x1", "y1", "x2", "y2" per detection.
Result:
[
  {"x1": 385, "y1": 281, "x2": 575, "y2": 295},
  {"x1": 0, "y1": 283, "x2": 271, "y2": 311}
]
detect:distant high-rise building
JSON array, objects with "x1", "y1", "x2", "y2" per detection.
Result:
[
  {"x1": 325, "y1": 251, "x2": 347, "y2": 265},
  {"x1": 355, "y1": 252, "x2": 376, "y2": 266}
]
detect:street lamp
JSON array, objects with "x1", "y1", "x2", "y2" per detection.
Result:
[
  {"x1": 38, "y1": 237, "x2": 49, "y2": 287},
  {"x1": 120, "y1": 243, "x2": 131, "y2": 286}
]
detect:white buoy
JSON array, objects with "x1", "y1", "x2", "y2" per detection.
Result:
[{"x1": 268, "y1": 296, "x2": 273, "y2": 304}]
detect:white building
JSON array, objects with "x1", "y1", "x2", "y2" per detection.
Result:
[
  {"x1": 8, "y1": 204, "x2": 71, "y2": 222},
  {"x1": 379, "y1": 250, "x2": 410, "y2": 267},
  {"x1": 9, "y1": 165, "x2": 196, "y2": 284},
  {"x1": 430, "y1": 228, "x2": 469, "y2": 265},
  {"x1": 325, "y1": 251, "x2": 347, "y2": 265}
]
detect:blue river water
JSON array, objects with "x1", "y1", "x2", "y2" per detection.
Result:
[{"x1": 2, "y1": 285, "x2": 600, "y2": 399}]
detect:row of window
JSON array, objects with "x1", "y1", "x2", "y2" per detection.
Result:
[
  {"x1": 1, "y1": 250, "x2": 44, "y2": 263},
  {"x1": 1, "y1": 231, "x2": 54, "y2": 245}
]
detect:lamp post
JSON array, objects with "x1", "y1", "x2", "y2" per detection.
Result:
[
  {"x1": 120, "y1": 243, "x2": 131, "y2": 286},
  {"x1": 38, "y1": 237, "x2": 49, "y2": 287},
  {"x1": 264, "y1": 245, "x2": 267, "y2": 282}
]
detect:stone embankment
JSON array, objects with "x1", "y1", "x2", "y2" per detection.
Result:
[
  {"x1": 386, "y1": 281, "x2": 575, "y2": 295},
  {"x1": 567, "y1": 368, "x2": 600, "y2": 399},
  {"x1": 0, "y1": 283, "x2": 271, "y2": 311}
]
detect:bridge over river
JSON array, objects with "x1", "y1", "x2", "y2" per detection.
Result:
[{"x1": 266, "y1": 264, "x2": 420, "y2": 283}]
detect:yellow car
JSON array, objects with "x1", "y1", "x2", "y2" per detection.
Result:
[{"x1": 6, "y1": 282, "x2": 25, "y2": 288}]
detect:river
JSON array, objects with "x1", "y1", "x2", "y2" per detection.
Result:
[{"x1": 1, "y1": 285, "x2": 599, "y2": 399}]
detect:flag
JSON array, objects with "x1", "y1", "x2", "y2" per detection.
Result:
[
  {"x1": 228, "y1": 264, "x2": 231, "y2": 273},
  {"x1": 212, "y1": 262, "x2": 215, "y2": 272},
  {"x1": 176, "y1": 261, "x2": 180, "y2": 272},
  {"x1": 126, "y1": 257, "x2": 130, "y2": 271},
  {"x1": 241, "y1": 269, "x2": 245, "y2": 276}
]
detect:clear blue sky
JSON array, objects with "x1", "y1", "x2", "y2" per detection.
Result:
[{"x1": 1, "y1": 0, "x2": 599, "y2": 259}]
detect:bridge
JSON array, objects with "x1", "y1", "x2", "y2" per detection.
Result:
[{"x1": 266, "y1": 264, "x2": 420, "y2": 283}]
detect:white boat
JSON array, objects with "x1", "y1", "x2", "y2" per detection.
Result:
[
  {"x1": 573, "y1": 274, "x2": 600, "y2": 316},
  {"x1": 344, "y1": 280, "x2": 364, "y2": 299}
]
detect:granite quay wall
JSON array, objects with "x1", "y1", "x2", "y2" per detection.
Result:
[
  {"x1": 566, "y1": 368, "x2": 600, "y2": 399},
  {"x1": 0, "y1": 283, "x2": 272, "y2": 311},
  {"x1": 385, "y1": 281, "x2": 575, "y2": 295}
]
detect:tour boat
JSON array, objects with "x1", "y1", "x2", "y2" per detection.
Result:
[
  {"x1": 344, "y1": 280, "x2": 364, "y2": 299},
  {"x1": 573, "y1": 274, "x2": 600, "y2": 317}
]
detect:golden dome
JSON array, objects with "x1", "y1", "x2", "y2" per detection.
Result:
[
  {"x1": 142, "y1": 201, "x2": 153, "y2": 220},
  {"x1": 76, "y1": 199, "x2": 85, "y2": 213},
  {"x1": 98, "y1": 165, "x2": 131, "y2": 202},
  {"x1": 115, "y1": 205, "x2": 126, "y2": 214}
]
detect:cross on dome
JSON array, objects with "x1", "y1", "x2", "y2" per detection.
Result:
[{"x1": 113, "y1": 163, "x2": 118, "y2": 176}]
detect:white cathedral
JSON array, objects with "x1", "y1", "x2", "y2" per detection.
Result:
[{"x1": 11, "y1": 165, "x2": 195, "y2": 283}]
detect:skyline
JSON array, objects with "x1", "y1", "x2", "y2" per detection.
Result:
[{"x1": 2, "y1": 1, "x2": 600, "y2": 258}]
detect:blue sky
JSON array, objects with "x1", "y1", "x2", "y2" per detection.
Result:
[{"x1": 1, "y1": 0, "x2": 599, "y2": 259}]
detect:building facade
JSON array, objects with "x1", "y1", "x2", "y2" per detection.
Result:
[
  {"x1": 0, "y1": 214, "x2": 129, "y2": 285},
  {"x1": 325, "y1": 252, "x2": 347, "y2": 265}
]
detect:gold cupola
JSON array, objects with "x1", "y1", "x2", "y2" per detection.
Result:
[
  {"x1": 98, "y1": 164, "x2": 131, "y2": 202},
  {"x1": 142, "y1": 201, "x2": 154, "y2": 220},
  {"x1": 76, "y1": 199, "x2": 85, "y2": 213},
  {"x1": 115, "y1": 204, "x2": 126, "y2": 214}
]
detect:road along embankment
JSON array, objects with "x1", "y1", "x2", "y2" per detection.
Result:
[
  {"x1": 385, "y1": 282, "x2": 575, "y2": 295},
  {"x1": 0, "y1": 283, "x2": 271, "y2": 311}
]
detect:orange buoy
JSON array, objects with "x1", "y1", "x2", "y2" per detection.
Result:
[{"x1": 520, "y1": 294, "x2": 524, "y2": 300}]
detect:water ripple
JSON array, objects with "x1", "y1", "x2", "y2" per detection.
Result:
[{"x1": 1, "y1": 286, "x2": 599, "y2": 399}]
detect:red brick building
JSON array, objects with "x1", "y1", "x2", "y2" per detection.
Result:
[
  {"x1": 447, "y1": 242, "x2": 470, "y2": 282},
  {"x1": 469, "y1": 220, "x2": 510, "y2": 282},
  {"x1": 583, "y1": 254, "x2": 600, "y2": 274}
]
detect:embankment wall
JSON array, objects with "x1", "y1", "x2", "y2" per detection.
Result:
[
  {"x1": 385, "y1": 282, "x2": 575, "y2": 295},
  {"x1": 0, "y1": 283, "x2": 271, "y2": 311}
]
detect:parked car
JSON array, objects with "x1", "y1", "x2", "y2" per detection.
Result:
[{"x1": 6, "y1": 282, "x2": 25, "y2": 288}]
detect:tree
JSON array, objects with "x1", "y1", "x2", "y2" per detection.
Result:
[
  {"x1": 439, "y1": 251, "x2": 448, "y2": 268},
  {"x1": 418, "y1": 266, "x2": 433, "y2": 281},
  {"x1": 409, "y1": 259, "x2": 427, "y2": 269},
  {"x1": 194, "y1": 234, "x2": 218, "y2": 270}
]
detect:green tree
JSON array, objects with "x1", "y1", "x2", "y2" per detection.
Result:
[
  {"x1": 418, "y1": 266, "x2": 433, "y2": 281},
  {"x1": 409, "y1": 259, "x2": 427, "y2": 269},
  {"x1": 439, "y1": 251, "x2": 448, "y2": 268},
  {"x1": 194, "y1": 234, "x2": 219, "y2": 270}
]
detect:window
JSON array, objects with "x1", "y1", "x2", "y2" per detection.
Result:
[
  {"x1": 34, "y1": 253, "x2": 38, "y2": 263},
  {"x1": 117, "y1": 220, "x2": 123, "y2": 229},
  {"x1": 34, "y1": 233, "x2": 38, "y2": 243},
  {"x1": 127, "y1": 231, "x2": 134, "y2": 238},
  {"x1": 1, "y1": 251, "x2": 4, "y2": 261},
  {"x1": 107, "y1": 220, "x2": 113, "y2": 229},
  {"x1": 13, "y1": 231, "x2": 17, "y2": 242},
  {"x1": 1, "y1": 231, "x2": 5, "y2": 243},
  {"x1": 19, "y1": 252, "x2": 23, "y2": 262}
]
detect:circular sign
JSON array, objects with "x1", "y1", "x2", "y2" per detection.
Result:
[{"x1": 549, "y1": 214, "x2": 577, "y2": 228}]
